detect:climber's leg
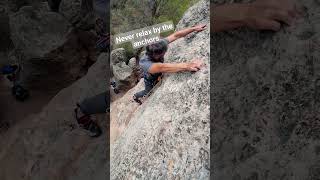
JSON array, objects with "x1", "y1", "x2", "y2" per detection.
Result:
[
  {"x1": 78, "y1": 91, "x2": 109, "y2": 115},
  {"x1": 133, "y1": 83, "x2": 153, "y2": 104},
  {"x1": 134, "y1": 83, "x2": 153, "y2": 98},
  {"x1": 134, "y1": 90, "x2": 147, "y2": 99},
  {"x1": 74, "y1": 91, "x2": 109, "y2": 137},
  {"x1": 74, "y1": 107, "x2": 102, "y2": 137}
]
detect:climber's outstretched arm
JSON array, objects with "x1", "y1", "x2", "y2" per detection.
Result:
[
  {"x1": 211, "y1": 0, "x2": 300, "y2": 32},
  {"x1": 148, "y1": 59, "x2": 203, "y2": 74},
  {"x1": 166, "y1": 24, "x2": 207, "y2": 43}
]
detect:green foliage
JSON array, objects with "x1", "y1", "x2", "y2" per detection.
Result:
[{"x1": 154, "y1": 0, "x2": 199, "y2": 25}]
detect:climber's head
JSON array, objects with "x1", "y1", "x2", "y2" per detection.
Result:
[{"x1": 146, "y1": 40, "x2": 168, "y2": 61}]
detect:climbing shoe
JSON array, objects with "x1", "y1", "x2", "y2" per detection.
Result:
[
  {"x1": 83, "y1": 120, "x2": 102, "y2": 138},
  {"x1": 133, "y1": 95, "x2": 142, "y2": 105},
  {"x1": 74, "y1": 106, "x2": 102, "y2": 137}
]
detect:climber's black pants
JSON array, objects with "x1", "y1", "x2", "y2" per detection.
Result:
[
  {"x1": 78, "y1": 91, "x2": 109, "y2": 115},
  {"x1": 134, "y1": 82, "x2": 154, "y2": 99}
]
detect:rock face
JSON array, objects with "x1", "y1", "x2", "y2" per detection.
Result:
[
  {"x1": 110, "y1": 48, "x2": 126, "y2": 77},
  {"x1": 211, "y1": 0, "x2": 320, "y2": 179},
  {"x1": 128, "y1": 57, "x2": 136, "y2": 68},
  {"x1": 8, "y1": 4, "x2": 99, "y2": 90},
  {"x1": 111, "y1": 48, "x2": 126, "y2": 64},
  {"x1": 0, "y1": 4, "x2": 13, "y2": 52},
  {"x1": 113, "y1": 62, "x2": 133, "y2": 81},
  {"x1": 7, "y1": 0, "x2": 43, "y2": 12},
  {"x1": 112, "y1": 61, "x2": 138, "y2": 91},
  {"x1": 59, "y1": 0, "x2": 81, "y2": 25},
  {"x1": 0, "y1": 53, "x2": 108, "y2": 180},
  {"x1": 110, "y1": 79, "x2": 143, "y2": 142},
  {"x1": 9, "y1": 4, "x2": 70, "y2": 59},
  {"x1": 110, "y1": 0, "x2": 210, "y2": 179},
  {"x1": 111, "y1": 48, "x2": 139, "y2": 92},
  {"x1": 0, "y1": 3, "x2": 13, "y2": 66},
  {"x1": 59, "y1": 0, "x2": 96, "y2": 30}
]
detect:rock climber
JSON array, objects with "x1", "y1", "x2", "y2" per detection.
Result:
[
  {"x1": 133, "y1": 24, "x2": 207, "y2": 104},
  {"x1": 74, "y1": 91, "x2": 109, "y2": 137},
  {"x1": 74, "y1": 0, "x2": 300, "y2": 137}
]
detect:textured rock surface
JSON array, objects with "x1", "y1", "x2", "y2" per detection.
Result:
[
  {"x1": 111, "y1": 48, "x2": 139, "y2": 92},
  {"x1": 111, "y1": 48, "x2": 126, "y2": 64},
  {"x1": 0, "y1": 3, "x2": 12, "y2": 66},
  {"x1": 59, "y1": 0, "x2": 96, "y2": 29},
  {"x1": 8, "y1": 4, "x2": 100, "y2": 90},
  {"x1": 211, "y1": 0, "x2": 320, "y2": 179},
  {"x1": 0, "y1": 53, "x2": 108, "y2": 180},
  {"x1": 110, "y1": 79, "x2": 143, "y2": 142},
  {"x1": 110, "y1": 0, "x2": 210, "y2": 179},
  {"x1": 9, "y1": 4, "x2": 70, "y2": 59},
  {"x1": 112, "y1": 62, "x2": 136, "y2": 90},
  {"x1": 7, "y1": 0, "x2": 43, "y2": 12},
  {"x1": 112, "y1": 62, "x2": 133, "y2": 80},
  {"x1": 128, "y1": 57, "x2": 136, "y2": 69},
  {"x1": 59, "y1": 0, "x2": 81, "y2": 24},
  {"x1": 0, "y1": 4, "x2": 13, "y2": 52}
]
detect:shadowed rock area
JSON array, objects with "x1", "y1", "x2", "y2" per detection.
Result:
[
  {"x1": 0, "y1": 53, "x2": 108, "y2": 180},
  {"x1": 211, "y1": 0, "x2": 320, "y2": 179},
  {"x1": 0, "y1": 1, "x2": 108, "y2": 180},
  {"x1": 110, "y1": 0, "x2": 210, "y2": 179},
  {"x1": 4, "y1": 0, "x2": 100, "y2": 91}
]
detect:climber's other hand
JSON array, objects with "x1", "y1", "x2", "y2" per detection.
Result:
[
  {"x1": 187, "y1": 59, "x2": 204, "y2": 72},
  {"x1": 193, "y1": 24, "x2": 207, "y2": 32},
  {"x1": 244, "y1": 0, "x2": 300, "y2": 31}
]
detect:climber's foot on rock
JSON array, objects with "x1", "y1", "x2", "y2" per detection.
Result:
[
  {"x1": 83, "y1": 120, "x2": 102, "y2": 137},
  {"x1": 133, "y1": 95, "x2": 142, "y2": 105},
  {"x1": 74, "y1": 107, "x2": 102, "y2": 137}
]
